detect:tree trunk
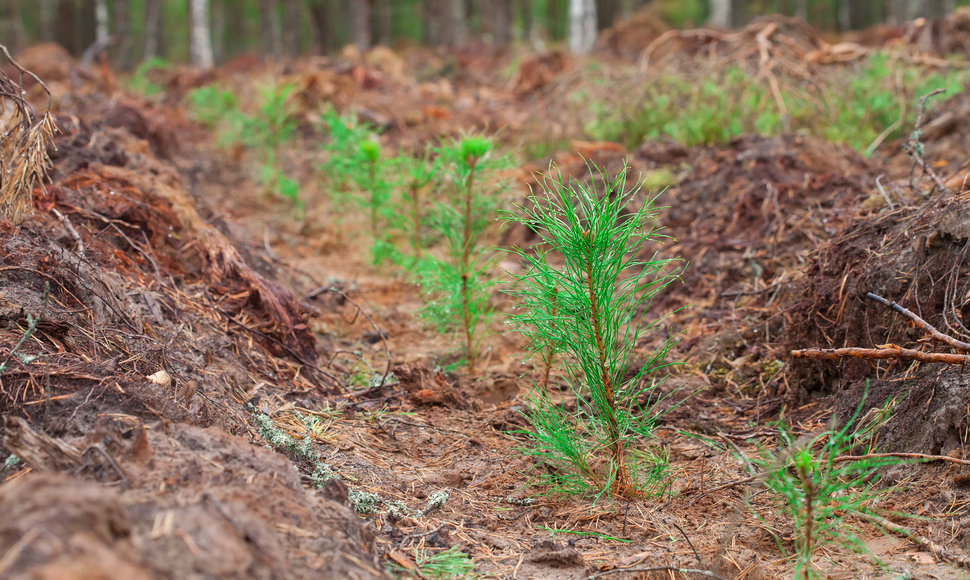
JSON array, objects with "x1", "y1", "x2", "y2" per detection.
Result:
[
  {"x1": 352, "y1": 0, "x2": 371, "y2": 51},
  {"x1": 493, "y1": 0, "x2": 511, "y2": 47},
  {"x1": 375, "y1": 0, "x2": 391, "y2": 46},
  {"x1": 518, "y1": 0, "x2": 536, "y2": 43},
  {"x1": 568, "y1": 0, "x2": 596, "y2": 53},
  {"x1": 707, "y1": 0, "x2": 731, "y2": 28},
  {"x1": 79, "y1": 0, "x2": 98, "y2": 56},
  {"x1": 308, "y1": 0, "x2": 332, "y2": 53},
  {"x1": 144, "y1": 0, "x2": 162, "y2": 59},
  {"x1": 94, "y1": 0, "x2": 109, "y2": 44},
  {"x1": 837, "y1": 0, "x2": 850, "y2": 31},
  {"x1": 423, "y1": 0, "x2": 442, "y2": 45},
  {"x1": 795, "y1": 0, "x2": 807, "y2": 21},
  {"x1": 259, "y1": 0, "x2": 283, "y2": 59},
  {"x1": 211, "y1": 0, "x2": 225, "y2": 62},
  {"x1": 3, "y1": 0, "x2": 25, "y2": 52},
  {"x1": 114, "y1": 0, "x2": 131, "y2": 70},
  {"x1": 282, "y1": 0, "x2": 303, "y2": 56},
  {"x1": 596, "y1": 0, "x2": 619, "y2": 30},
  {"x1": 40, "y1": 0, "x2": 56, "y2": 42},
  {"x1": 448, "y1": 0, "x2": 467, "y2": 45},
  {"x1": 189, "y1": 0, "x2": 214, "y2": 68}
]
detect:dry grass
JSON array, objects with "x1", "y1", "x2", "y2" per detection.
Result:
[{"x1": 0, "y1": 44, "x2": 56, "y2": 225}]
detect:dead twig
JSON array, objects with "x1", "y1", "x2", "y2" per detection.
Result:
[
  {"x1": 792, "y1": 346, "x2": 970, "y2": 365},
  {"x1": 904, "y1": 88, "x2": 950, "y2": 195},
  {"x1": 866, "y1": 291, "x2": 970, "y2": 352},
  {"x1": 50, "y1": 208, "x2": 85, "y2": 255}
]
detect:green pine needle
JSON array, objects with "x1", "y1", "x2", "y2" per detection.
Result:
[{"x1": 507, "y1": 162, "x2": 683, "y2": 498}]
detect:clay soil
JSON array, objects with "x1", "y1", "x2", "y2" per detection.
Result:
[{"x1": 5, "y1": 19, "x2": 970, "y2": 580}]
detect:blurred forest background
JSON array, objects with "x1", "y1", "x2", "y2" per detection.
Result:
[{"x1": 1, "y1": 0, "x2": 968, "y2": 70}]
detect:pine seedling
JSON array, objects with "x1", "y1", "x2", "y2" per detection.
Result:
[
  {"x1": 750, "y1": 389, "x2": 913, "y2": 579},
  {"x1": 418, "y1": 135, "x2": 505, "y2": 373},
  {"x1": 412, "y1": 546, "x2": 476, "y2": 579},
  {"x1": 320, "y1": 109, "x2": 371, "y2": 239},
  {"x1": 319, "y1": 109, "x2": 399, "y2": 256},
  {"x1": 507, "y1": 163, "x2": 682, "y2": 499},
  {"x1": 246, "y1": 83, "x2": 301, "y2": 209}
]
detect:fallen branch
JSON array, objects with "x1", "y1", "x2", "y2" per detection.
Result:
[
  {"x1": 791, "y1": 346, "x2": 970, "y2": 365},
  {"x1": 866, "y1": 292, "x2": 970, "y2": 352}
]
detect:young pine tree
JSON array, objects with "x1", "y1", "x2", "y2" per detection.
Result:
[{"x1": 508, "y1": 163, "x2": 682, "y2": 498}]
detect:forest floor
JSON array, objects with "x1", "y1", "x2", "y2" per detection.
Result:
[{"x1": 6, "y1": 16, "x2": 970, "y2": 580}]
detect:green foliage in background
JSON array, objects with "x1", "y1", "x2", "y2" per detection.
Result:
[
  {"x1": 587, "y1": 55, "x2": 968, "y2": 153},
  {"x1": 186, "y1": 85, "x2": 248, "y2": 147},
  {"x1": 319, "y1": 109, "x2": 406, "y2": 260},
  {"x1": 417, "y1": 136, "x2": 506, "y2": 373},
  {"x1": 320, "y1": 108, "x2": 374, "y2": 204},
  {"x1": 246, "y1": 83, "x2": 301, "y2": 208},
  {"x1": 128, "y1": 57, "x2": 169, "y2": 97},
  {"x1": 507, "y1": 164, "x2": 682, "y2": 499},
  {"x1": 748, "y1": 389, "x2": 914, "y2": 579},
  {"x1": 186, "y1": 81, "x2": 302, "y2": 209}
]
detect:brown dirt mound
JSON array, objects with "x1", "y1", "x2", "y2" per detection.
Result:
[
  {"x1": 597, "y1": 6, "x2": 669, "y2": 60},
  {"x1": 0, "y1": 422, "x2": 383, "y2": 579},
  {"x1": 0, "y1": 78, "x2": 382, "y2": 578},
  {"x1": 784, "y1": 190, "x2": 970, "y2": 454}
]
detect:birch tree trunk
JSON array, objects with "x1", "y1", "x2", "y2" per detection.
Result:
[
  {"x1": 708, "y1": 0, "x2": 731, "y2": 28},
  {"x1": 568, "y1": 0, "x2": 596, "y2": 54},
  {"x1": 189, "y1": 0, "x2": 214, "y2": 68},
  {"x1": 95, "y1": 0, "x2": 110, "y2": 44}
]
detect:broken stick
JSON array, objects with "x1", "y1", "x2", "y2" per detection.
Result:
[{"x1": 792, "y1": 346, "x2": 970, "y2": 365}]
